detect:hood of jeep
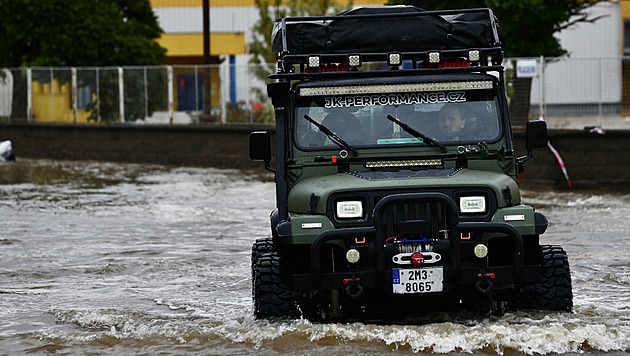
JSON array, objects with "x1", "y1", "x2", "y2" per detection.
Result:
[{"x1": 287, "y1": 168, "x2": 520, "y2": 214}]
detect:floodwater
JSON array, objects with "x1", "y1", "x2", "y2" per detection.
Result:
[{"x1": 1, "y1": 158, "x2": 630, "y2": 355}]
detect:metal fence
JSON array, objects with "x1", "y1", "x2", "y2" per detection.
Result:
[
  {"x1": 2, "y1": 57, "x2": 630, "y2": 129},
  {"x1": 506, "y1": 56, "x2": 630, "y2": 130},
  {"x1": 0, "y1": 64, "x2": 274, "y2": 126}
]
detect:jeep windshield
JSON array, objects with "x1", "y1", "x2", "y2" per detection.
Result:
[{"x1": 294, "y1": 77, "x2": 502, "y2": 151}]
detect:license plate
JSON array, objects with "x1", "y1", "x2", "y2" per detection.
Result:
[{"x1": 392, "y1": 267, "x2": 443, "y2": 294}]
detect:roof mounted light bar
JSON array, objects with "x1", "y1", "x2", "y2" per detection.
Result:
[
  {"x1": 269, "y1": 64, "x2": 505, "y2": 80},
  {"x1": 298, "y1": 80, "x2": 494, "y2": 97}
]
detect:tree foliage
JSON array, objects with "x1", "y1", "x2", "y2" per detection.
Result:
[
  {"x1": 386, "y1": 0, "x2": 606, "y2": 125},
  {"x1": 0, "y1": 0, "x2": 166, "y2": 67},
  {"x1": 0, "y1": 0, "x2": 167, "y2": 122},
  {"x1": 385, "y1": 0, "x2": 605, "y2": 58},
  {"x1": 248, "y1": 0, "x2": 352, "y2": 85},
  {"x1": 247, "y1": 0, "x2": 351, "y2": 123},
  {"x1": 248, "y1": 0, "x2": 285, "y2": 88}
]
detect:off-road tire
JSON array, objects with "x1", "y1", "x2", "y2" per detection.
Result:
[
  {"x1": 251, "y1": 238, "x2": 274, "y2": 281},
  {"x1": 252, "y1": 252, "x2": 301, "y2": 319},
  {"x1": 518, "y1": 245, "x2": 573, "y2": 312}
]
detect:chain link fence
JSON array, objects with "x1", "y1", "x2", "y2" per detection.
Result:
[
  {"x1": 505, "y1": 56, "x2": 629, "y2": 130},
  {"x1": 2, "y1": 58, "x2": 630, "y2": 129}
]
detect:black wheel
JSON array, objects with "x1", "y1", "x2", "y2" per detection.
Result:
[
  {"x1": 252, "y1": 252, "x2": 301, "y2": 319},
  {"x1": 518, "y1": 245, "x2": 573, "y2": 312},
  {"x1": 251, "y1": 237, "x2": 273, "y2": 281}
]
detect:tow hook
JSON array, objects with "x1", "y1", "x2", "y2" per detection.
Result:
[
  {"x1": 343, "y1": 277, "x2": 364, "y2": 300},
  {"x1": 475, "y1": 272, "x2": 495, "y2": 295}
]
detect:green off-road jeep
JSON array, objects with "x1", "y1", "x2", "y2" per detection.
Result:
[{"x1": 249, "y1": 6, "x2": 572, "y2": 321}]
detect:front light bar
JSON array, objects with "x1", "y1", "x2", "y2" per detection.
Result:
[{"x1": 365, "y1": 159, "x2": 443, "y2": 169}]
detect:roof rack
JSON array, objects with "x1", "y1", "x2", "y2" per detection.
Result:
[
  {"x1": 269, "y1": 64, "x2": 505, "y2": 81},
  {"x1": 271, "y1": 6, "x2": 502, "y2": 74}
]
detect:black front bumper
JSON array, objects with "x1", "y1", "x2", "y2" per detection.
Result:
[{"x1": 294, "y1": 192, "x2": 540, "y2": 292}]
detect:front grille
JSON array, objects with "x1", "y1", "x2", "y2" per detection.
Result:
[
  {"x1": 380, "y1": 201, "x2": 444, "y2": 240},
  {"x1": 327, "y1": 188, "x2": 497, "y2": 229}
]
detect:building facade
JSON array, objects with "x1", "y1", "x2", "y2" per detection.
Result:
[{"x1": 150, "y1": 0, "x2": 385, "y2": 112}]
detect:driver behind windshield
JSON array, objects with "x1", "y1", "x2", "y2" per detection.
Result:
[{"x1": 437, "y1": 103, "x2": 476, "y2": 141}]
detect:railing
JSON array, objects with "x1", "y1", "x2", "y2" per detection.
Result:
[
  {"x1": 1, "y1": 57, "x2": 630, "y2": 129},
  {"x1": 0, "y1": 65, "x2": 274, "y2": 125}
]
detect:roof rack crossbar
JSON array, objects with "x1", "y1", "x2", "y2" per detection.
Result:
[{"x1": 269, "y1": 64, "x2": 505, "y2": 80}]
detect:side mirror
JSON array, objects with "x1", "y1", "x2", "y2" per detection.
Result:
[
  {"x1": 249, "y1": 131, "x2": 271, "y2": 163},
  {"x1": 518, "y1": 120, "x2": 548, "y2": 173},
  {"x1": 526, "y1": 120, "x2": 548, "y2": 153}
]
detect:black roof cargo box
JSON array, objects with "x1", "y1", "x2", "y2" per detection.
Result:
[{"x1": 272, "y1": 6, "x2": 500, "y2": 59}]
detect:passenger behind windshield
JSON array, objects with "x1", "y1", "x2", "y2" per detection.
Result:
[
  {"x1": 299, "y1": 107, "x2": 364, "y2": 147},
  {"x1": 321, "y1": 107, "x2": 363, "y2": 144}
]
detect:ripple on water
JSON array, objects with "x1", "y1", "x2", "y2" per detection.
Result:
[
  {"x1": 37, "y1": 308, "x2": 630, "y2": 355},
  {"x1": 2, "y1": 160, "x2": 630, "y2": 355}
]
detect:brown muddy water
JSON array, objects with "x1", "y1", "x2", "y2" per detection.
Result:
[{"x1": 1, "y1": 158, "x2": 630, "y2": 355}]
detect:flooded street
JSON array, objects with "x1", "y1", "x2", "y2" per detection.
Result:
[{"x1": 1, "y1": 159, "x2": 630, "y2": 355}]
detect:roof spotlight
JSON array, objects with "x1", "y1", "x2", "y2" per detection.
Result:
[
  {"x1": 387, "y1": 53, "x2": 402, "y2": 67},
  {"x1": 348, "y1": 54, "x2": 361, "y2": 68},
  {"x1": 307, "y1": 56, "x2": 321, "y2": 68},
  {"x1": 428, "y1": 52, "x2": 441, "y2": 64},
  {"x1": 468, "y1": 50, "x2": 480, "y2": 62}
]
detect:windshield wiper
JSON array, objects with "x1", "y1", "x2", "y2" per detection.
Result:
[
  {"x1": 386, "y1": 114, "x2": 446, "y2": 152},
  {"x1": 303, "y1": 114, "x2": 357, "y2": 155}
]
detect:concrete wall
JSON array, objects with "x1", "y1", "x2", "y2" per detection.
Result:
[
  {"x1": 516, "y1": 130, "x2": 630, "y2": 190},
  {"x1": 0, "y1": 123, "x2": 271, "y2": 169},
  {"x1": 1, "y1": 124, "x2": 629, "y2": 190}
]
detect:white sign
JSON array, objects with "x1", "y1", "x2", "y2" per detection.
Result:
[{"x1": 516, "y1": 59, "x2": 538, "y2": 78}]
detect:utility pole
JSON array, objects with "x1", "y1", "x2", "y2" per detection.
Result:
[
  {"x1": 202, "y1": 0, "x2": 213, "y2": 122},
  {"x1": 203, "y1": 0, "x2": 210, "y2": 65}
]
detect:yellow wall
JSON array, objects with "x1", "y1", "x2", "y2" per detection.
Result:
[
  {"x1": 151, "y1": 0, "x2": 384, "y2": 57},
  {"x1": 150, "y1": 0, "x2": 384, "y2": 109},
  {"x1": 157, "y1": 33, "x2": 246, "y2": 56},
  {"x1": 32, "y1": 80, "x2": 91, "y2": 123}
]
